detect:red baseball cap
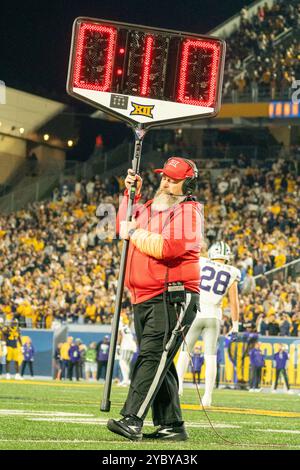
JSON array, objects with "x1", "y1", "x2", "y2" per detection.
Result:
[{"x1": 154, "y1": 157, "x2": 196, "y2": 180}]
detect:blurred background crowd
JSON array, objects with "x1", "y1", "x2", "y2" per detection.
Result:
[
  {"x1": 0, "y1": 155, "x2": 299, "y2": 336},
  {"x1": 223, "y1": 0, "x2": 300, "y2": 101}
]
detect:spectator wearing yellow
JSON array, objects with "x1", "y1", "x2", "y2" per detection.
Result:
[
  {"x1": 274, "y1": 252, "x2": 286, "y2": 268},
  {"x1": 85, "y1": 303, "x2": 97, "y2": 323},
  {"x1": 0, "y1": 161, "x2": 298, "y2": 330},
  {"x1": 60, "y1": 336, "x2": 73, "y2": 380},
  {"x1": 3, "y1": 319, "x2": 23, "y2": 380}
]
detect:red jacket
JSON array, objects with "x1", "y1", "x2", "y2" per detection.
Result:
[{"x1": 117, "y1": 190, "x2": 202, "y2": 304}]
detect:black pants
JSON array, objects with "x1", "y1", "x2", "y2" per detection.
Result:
[
  {"x1": 216, "y1": 364, "x2": 220, "y2": 388},
  {"x1": 21, "y1": 361, "x2": 34, "y2": 376},
  {"x1": 79, "y1": 360, "x2": 85, "y2": 379},
  {"x1": 61, "y1": 360, "x2": 69, "y2": 379},
  {"x1": 97, "y1": 360, "x2": 108, "y2": 380},
  {"x1": 121, "y1": 291, "x2": 199, "y2": 425},
  {"x1": 193, "y1": 368, "x2": 202, "y2": 384},
  {"x1": 250, "y1": 366, "x2": 262, "y2": 389},
  {"x1": 68, "y1": 362, "x2": 80, "y2": 381},
  {"x1": 274, "y1": 368, "x2": 289, "y2": 390}
]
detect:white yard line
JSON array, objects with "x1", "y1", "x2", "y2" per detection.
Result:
[
  {"x1": 0, "y1": 409, "x2": 93, "y2": 417},
  {"x1": 26, "y1": 417, "x2": 239, "y2": 428},
  {"x1": 256, "y1": 429, "x2": 300, "y2": 435},
  {"x1": 0, "y1": 437, "x2": 298, "y2": 449},
  {"x1": 1, "y1": 410, "x2": 300, "y2": 439},
  {"x1": 0, "y1": 439, "x2": 122, "y2": 444},
  {"x1": 0, "y1": 410, "x2": 239, "y2": 428},
  {"x1": 28, "y1": 418, "x2": 106, "y2": 424},
  {"x1": 0, "y1": 402, "x2": 98, "y2": 407}
]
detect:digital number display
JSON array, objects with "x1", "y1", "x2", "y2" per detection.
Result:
[
  {"x1": 73, "y1": 23, "x2": 117, "y2": 92},
  {"x1": 68, "y1": 19, "x2": 225, "y2": 108}
]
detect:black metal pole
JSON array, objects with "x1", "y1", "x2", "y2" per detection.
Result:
[{"x1": 101, "y1": 124, "x2": 147, "y2": 412}]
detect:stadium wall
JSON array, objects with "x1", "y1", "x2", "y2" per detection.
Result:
[
  {"x1": 19, "y1": 326, "x2": 116, "y2": 378},
  {"x1": 0, "y1": 136, "x2": 26, "y2": 158},
  {"x1": 0, "y1": 149, "x2": 26, "y2": 184},
  {"x1": 20, "y1": 328, "x2": 54, "y2": 376},
  {"x1": 32, "y1": 144, "x2": 65, "y2": 174},
  {"x1": 191, "y1": 336, "x2": 300, "y2": 388},
  {"x1": 17, "y1": 327, "x2": 300, "y2": 387}
]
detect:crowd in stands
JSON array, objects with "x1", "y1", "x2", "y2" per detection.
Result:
[
  {"x1": 222, "y1": 277, "x2": 300, "y2": 337},
  {"x1": 201, "y1": 156, "x2": 300, "y2": 336},
  {"x1": 222, "y1": 0, "x2": 300, "y2": 100},
  {"x1": 0, "y1": 179, "x2": 130, "y2": 328},
  {"x1": 0, "y1": 154, "x2": 299, "y2": 335}
]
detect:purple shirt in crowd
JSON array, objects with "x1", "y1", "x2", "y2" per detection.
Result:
[
  {"x1": 97, "y1": 342, "x2": 110, "y2": 361},
  {"x1": 69, "y1": 345, "x2": 80, "y2": 363},
  {"x1": 249, "y1": 347, "x2": 265, "y2": 368},
  {"x1": 192, "y1": 353, "x2": 204, "y2": 372},
  {"x1": 274, "y1": 351, "x2": 289, "y2": 369},
  {"x1": 23, "y1": 344, "x2": 35, "y2": 361}
]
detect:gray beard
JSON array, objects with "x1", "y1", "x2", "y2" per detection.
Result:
[{"x1": 151, "y1": 189, "x2": 184, "y2": 212}]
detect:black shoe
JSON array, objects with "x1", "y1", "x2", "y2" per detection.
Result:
[
  {"x1": 107, "y1": 415, "x2": 143, "y2": 441},
  {"x1": 143, "y1": 423, "x2": 188, "y2": 441}
]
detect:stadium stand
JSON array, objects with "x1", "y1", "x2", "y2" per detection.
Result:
[
  {"x1": 0, "y1": 155, "x2": 299, "y2": 334},
  {"x1": 222, "y1": 0, "x2": 300, "y2": 101},
  {"x1": 0, "y1": 0, "x2": 299, "y2": 338}
]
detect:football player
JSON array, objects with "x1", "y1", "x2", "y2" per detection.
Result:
[
  {"x1": 176, "y1": 241, "x2": 240, "y2": 406},
  {"x1": 117, "y1": 315, "x2": 137, "y2": 387},
  {"x1": 4, "y1": 319, "x2": 23, "y2": 380}
]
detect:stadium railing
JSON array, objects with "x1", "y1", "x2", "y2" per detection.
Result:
[
  {"x1": 209, "y1": 0, "x2": 275, "y2": 38},
  {"x1": 0, "y1": 174, "x2": 59, "y2": 213},
  {"x1": 254, "y1": 259, "x2": 300, "y2": 285},
  {"x1": 146, "y1": 145, "x2": 296, "y2": 166},
  {"x1": 225, "y1": 24, "x2": 296, "y2": 102},
  {"x1": 222, "y1": 88, "x2": 294, "y2": 104},
  {"x1": 0, "y1": 141, "x2": 297, "y2": 213}
]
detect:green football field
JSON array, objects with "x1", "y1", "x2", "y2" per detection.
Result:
[{"x1": 0, "y1": 379, "x2": 300, "y2": 450}]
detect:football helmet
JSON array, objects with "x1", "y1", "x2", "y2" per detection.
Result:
[{"x1": 208, "y1": 241, "x2": 232, "y2": 261}]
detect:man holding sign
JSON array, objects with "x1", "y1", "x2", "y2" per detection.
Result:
[
  {"x1": 107, "y1": 157, "x2": 202, "y2": 441},
  {"x1": 66, "y1": 16, "x2": 225, "y2": 443}
]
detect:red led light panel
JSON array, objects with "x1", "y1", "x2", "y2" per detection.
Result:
[
  {"x1": 68, "y1": 18, "x2": 226, "y2": 126},
  {"x1": 73, "y1": 23, "x2": 117, "y2": 92},
  {"x1": 177, "y1": 39, "x2": 221, "y2": 107},
  {"x1": 140, "y1": 35, "x2": 154, "y2": 96}
]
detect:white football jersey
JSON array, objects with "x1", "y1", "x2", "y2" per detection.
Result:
[
  {"x1": 198, "y1": 257, "x2": 241, "y2": 320},
  {"x1": 120, "y1": 323, "x2": 137, "y2": 353}
]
